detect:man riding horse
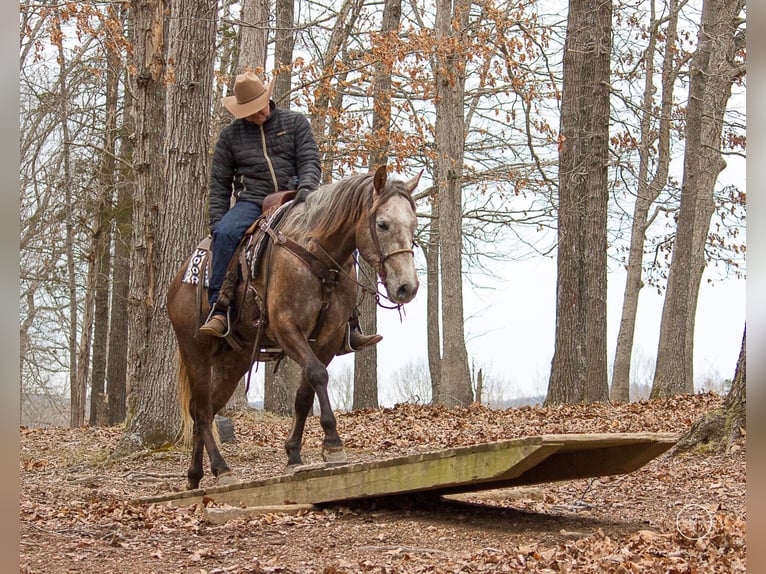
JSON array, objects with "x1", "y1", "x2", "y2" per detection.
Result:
[{"x1": 200, "y1": 71, "x2": 380, "y2": 352}]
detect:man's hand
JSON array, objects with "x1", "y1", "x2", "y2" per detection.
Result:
[{"x1": 294, "y1": 188, "x2": 311, "y2": 203}]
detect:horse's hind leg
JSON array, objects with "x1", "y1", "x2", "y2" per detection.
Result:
[
  {"x1": 176, "y1": 350, "x2": 209, "y2": 489},
  {"x1": 182, "y1": 354, "x2": 244, "y2": 488},
  {"x1": 200, "y1": 354, "x2": 249, "y2": 482},
  {"x1": 284, "y1": 380, "x2": 315, "y2": 467},
  {"x1": 187, "y1": 419, "x2": 205, "y2": 489}
]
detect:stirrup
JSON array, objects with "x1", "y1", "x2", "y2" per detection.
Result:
[
  {"x1": 203, "y1": 306, "x2": 233, "y2": 338},
  {"x1": 342, "y1": 322, "x2": 355, "y2": 354}
]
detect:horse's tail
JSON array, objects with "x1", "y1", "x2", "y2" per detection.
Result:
[
  {"x1": 176, "y1": 348, "x2": 194, "y2": 448},
  {"x1": 176, "y1": 348, "x2": 221, "y2": 448}
]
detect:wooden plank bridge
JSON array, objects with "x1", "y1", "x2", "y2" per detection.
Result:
[{"x1": 138, "y1": 433, "x2": 678, "y2": 509}]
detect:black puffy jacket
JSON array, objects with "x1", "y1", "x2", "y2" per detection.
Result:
[{"x1": 208, "y1": 102, "x2": 322, "y2": 230}]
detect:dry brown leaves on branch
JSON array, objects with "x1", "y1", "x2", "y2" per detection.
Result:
[{"x1": 20, "y1": 393, "x2": 745, "y2": 573}]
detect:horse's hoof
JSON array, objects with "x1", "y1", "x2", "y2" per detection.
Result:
[
  {"x1": 322, "y1": 447, "x2": 347, "y2": 465},
  {"x1": 287, "y1": 462, "x2": 325, "y2": 474},
  {"x1": 216, "y1": 472, "x2": 239, "y2": 486}
]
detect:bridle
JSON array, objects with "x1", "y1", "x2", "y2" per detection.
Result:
[
  {"x1": 367, "y1": 191, "x2": 417, "y2": 283},
  {"x1": 306, "y1": 188, "x2": 417, "y2": 309}
]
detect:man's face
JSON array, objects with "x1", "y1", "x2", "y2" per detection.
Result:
[{"x1": 245, "y1": 104, "x2": 271, "y2": 125}]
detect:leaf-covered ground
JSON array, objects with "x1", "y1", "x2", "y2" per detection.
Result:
[{"x1": 20, "y1": 393, "x2": 746, "y2": 573}]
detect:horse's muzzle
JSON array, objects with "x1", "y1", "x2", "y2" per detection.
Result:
[{"x1": 388, "y1": 278, "x2": 419, "y2": 304}]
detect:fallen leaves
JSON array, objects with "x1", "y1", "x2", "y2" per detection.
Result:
[{"x1": 19, "y1": 392, "x2": 746, "y2": 573}]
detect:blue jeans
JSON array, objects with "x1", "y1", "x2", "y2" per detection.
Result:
[{"x1": 208, "y1": 200, "x2": 262, "y2": 310}]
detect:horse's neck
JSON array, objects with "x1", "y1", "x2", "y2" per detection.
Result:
[{"x1": 287, "y1": 205, "x2": 357, "y2": 267}]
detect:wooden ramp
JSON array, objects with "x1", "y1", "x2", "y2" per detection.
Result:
[{"x1": 138, "y1": 433, "x2": 678, "y2": 508}]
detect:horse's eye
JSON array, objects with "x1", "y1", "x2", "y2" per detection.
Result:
[{"x1": 377, "y1": 220, "x2": 389, "y2": 232}]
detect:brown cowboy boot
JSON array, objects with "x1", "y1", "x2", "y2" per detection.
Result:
[
  {"x1": 339, "y1": 316, "x2": 382, "y2": 354},
  {"x1": 200, "y1": 312, "x2": 229, "y2": 338}
]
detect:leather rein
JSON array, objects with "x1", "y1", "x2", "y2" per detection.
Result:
[{"x1": 263, "y1": 190, "x2": 416, "y2": 324}]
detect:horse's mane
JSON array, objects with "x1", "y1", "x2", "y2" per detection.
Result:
[
  {"x1": 279, "y1": 172, "x2": 375, "y2": 241},
  {"x1": 278, "y1": 171, "x2": 416, "y2": 243}
]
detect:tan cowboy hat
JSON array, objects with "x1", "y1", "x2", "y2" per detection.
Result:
[{"x1": 221, "y1": 72, "x2": 274, "y2": 118}]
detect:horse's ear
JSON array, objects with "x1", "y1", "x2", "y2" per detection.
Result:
[
  {"x1": 404, "y1": 169, "x2": 423, "y2": 194},
  {"x1": 373, "y1": 164, "x2": 388, "y2": 195}
]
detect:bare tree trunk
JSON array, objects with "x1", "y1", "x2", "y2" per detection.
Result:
[
  {"x1": 264, "y1": 360, "x2": 302, "y2": 416},
  {"x1": 76, "y1": 201, "x2": 110, "y2": 428},
  {"x1": 425, "y1": 197, "x2": 441, "y2": 403},
  {"x1": 89, "y1": 220, "x2": 112, "y2": 426},
  {"x1": 54, "y1": 14, "x2": 85, "y2": 428},
  {"x1": 353, "y1": 0, "x2": 402, "y2": 410},
  {"x1": 118, "y1": 0, "x2": 217, "y2": 453},
  {"x1": 106, "y1": 89, "x2": 133, "y2": 426},
  {"x1": 475, "y1": 367, "x2": 483, "y2": 405},
  {"x1": 652, "y1": 0, "x2": 744, "y2": 398},
  {"x1": 272, "y1": 0, "x2": 294, "y2": 108},
  {"x1": 239, "y1": 0, "x2": 268, "y2": 74},
  {"x1": 611, "y1": 0, "x2": 681, "y2": 402},
  {"x1": 118, "y1": 0, "x2": 169, "y2": 452},
  {"x1": 309, "y1": 0, "x2": 363, "y2": 179},
  {"x1": 433, "y1": 0, "x2": 472, "y2": 407},
  {"x1": 353, "y1": 259, "x2": 379, "y2": 410},
  {"x1": 90, "y1": 22, "x2": 120, "y2": 425},
  {"x1": 547, "y1": 0, "x2": 612, "y2": 405},
  {"x1": 209, "y1": 0, "x2": 250, "y2": 145},
  {"x1": 106, "y1": 173, "x2": 132, "y2": 426},
  {"x1": 671, "y1": 324, "x2": 745, "y2": 454},
  {"x1": 258, "y1": 0, "x2": 304, "y2": 416}
]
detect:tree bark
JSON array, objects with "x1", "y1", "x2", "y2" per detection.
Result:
[
  {"x1": 652, "y1": 0, "x2": 744, "y2": 398},
  {"x1": 209, "y1": 0, "x2": 250, "y2": 146},
  {"x1": 53, "y1": 14, "x2": 85, "y2": 428},
  {"x1": 118, "y1": 0, "x2": 169, "y2": 451},
  {"x1": 118, "y1": 0, "x2": 217, "y2": 453},
  {"x1": 272, "y1": 0, "x2": 294, "y2": 108},
  {"x1": 611, "y1": 0, "x2": 680, "y2": 402},
  {"x1": 671, "y1": 325, "x2": 745, "y2": 454},
  {"x1": 353, "y1": 258, "x2": 379, "y2": 410},
  {"x1": 258, "y1": 0, "x2": 303, "y2": 416},
  {"x1": 264, "y1": 359, "x2": 302, "y2": 416},
  {"x1": 106, "y1": 63, "x2": 133, "y2": 426},
  {"x1": 353, "y1": 0, "x2": 402, "y2": 410},
  {"x1": 90, "y1": 22, "x2": 120, "y2": 425},
  {"x1": 106, "y1": 173, "x2": 132, "y2": 426},
  {"x1": 425, "y1": 196, "x2": 441, "y2": 404},
  {"x1": 239, "y1": 0, "x2": 268, "y2": 74},
  {"x1": 433, "y1": 0, "x2": 472, "y2": 407},
  {"x1": 547, "y1": 0, "x2": 612, "y2": 405},
  {"x1": 309, "y1": 0, "x2": 363, "y2": 179}
]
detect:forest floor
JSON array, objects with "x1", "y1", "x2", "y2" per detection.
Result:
[{"x1": 20, "y1": 393, "x2": 746, "y2": 573}]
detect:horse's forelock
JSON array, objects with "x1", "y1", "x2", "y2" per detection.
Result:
[{"x1": 370, "y1": 177, "x2": 417, "y2": 215}]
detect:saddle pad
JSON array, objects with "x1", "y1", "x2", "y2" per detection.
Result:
[
  {"x1": 181, "y1": 236, "x2": 211, "y2": 287},
  {"x1": 244, "y1": 200, "x2": 294, "y2": 279}
]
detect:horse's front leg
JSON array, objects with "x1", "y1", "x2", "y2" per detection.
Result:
[
  {"x1": 284, "y1": 379, "x2": 315, "y2": 467},
  {"x1": 280, "y1": 351, "x2": 346, "y2": 466},
  {"x1": 304, "y1": 357, "x2": 346, "y2": 464}
]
